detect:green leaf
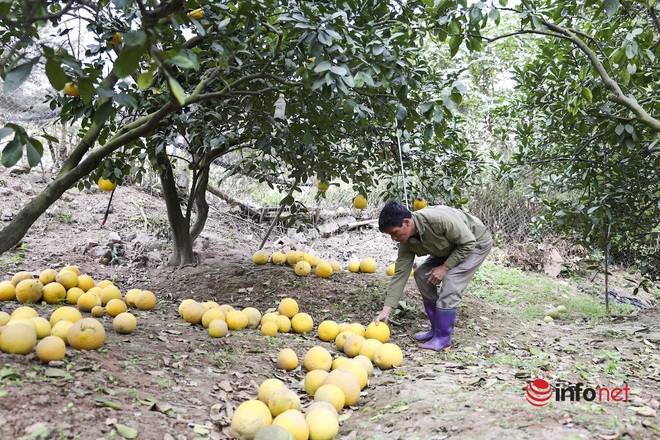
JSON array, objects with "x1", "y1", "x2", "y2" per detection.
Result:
[
  {"x1": 448, "y1": 35, "x2": 463, "y2": 57},
  {"x1": 114, "y1": 424, "x2": 138, "y2": 439},
  {"x1": 122, "y1": 30, "x2": 147, "y2": 47},
  {"x1": 94, "y1": 398, "x2": 122, "y2": 410},
  {"x1": 3, "y1": 58, "x2": 38, "y2": 92},
  {"x1": 0, "y1": 127, "x2": 14, "y2": 141},
  {"x1": 26, "y1": 137, "x2": 43, "y2": 167},
  {"x1": 168, "y1": 76, "x2": 186, "y2": 105},
  {"x1": 45, "y1": 58, "x2": 68, "y2": 90},
  {"x1": 113, "y1": 45, "x2": 145, "y2": 78},
  {"x1": 395, "y1": 104, "x2": 407, "y2": 122},
  {"x1": 137, "y1": 71, "x2": 153, "y2": 90},
  {"x1": 1, "y1": 137, "x2": 22, "y2": 167},
  {"x1": 169, "y1": 54, "x2": 195, "y2": 69},
  {"x1": 581, "y1": 87, "x2": 592, "y2": 102},
  {"x1": 604, "y1": 0, "x2": 620, "y2": 17},
  {"x1": 94, "y1": 101, "x2": 115, "y2": 125},
  {"x1": 314, "y1": 61, "x2": 332, "y2": 73}
]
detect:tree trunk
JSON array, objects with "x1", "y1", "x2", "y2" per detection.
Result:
[
  {"x1": 158, "y1": 151, "x2": 195, "y2": 266},
  {"x1": 190, "y1": 167, "x2": 209, "y2": 243}
]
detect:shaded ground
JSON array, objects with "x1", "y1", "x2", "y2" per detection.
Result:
[{"x1": 0, "y1": 167, "x2": 658, "y2": 440}]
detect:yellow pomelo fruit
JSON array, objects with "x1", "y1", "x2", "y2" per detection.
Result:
[
  {"x1": 338, "y1": 322, "x2": 349, "y2": 332},
  {"x1": 35, "y1": 335, "x2": 66, "y2": 362},
  {"x1": 11, "y1": 306, "x2": 38, "y2": 320},
  {"x1": 269, "y1": 388, "x2": 301, "y2": 417},
  {"x1": 255, "y1": 425, "x2": 294, "y2": 440},
  {"x1": 15, "y1": 279, "x2": 44, "y2": 303},
  {"x1": 61, "y1": 265, "x2": 81, "y2": 276},
  {"x1": 353, "y1": 354, "x2": 374, "y2": 376},
  {"x1": 304, "y1": 369, "x2": 329, "y2": 396},
  {"x1": 261, "y1": 312, "x2": 279, "y2": 326},
  {"x1": 358, "y1": 338, "x2": 382, "y2": 362},
  {"x1": 178, "y1": 299, "x2": 196, "y2": 317},
  {"x1": 31, "y1": 317, "x2": 52, "y2": 339},
  {"x1": 109, "y1": 31, "x2": 122, "y2": 44},
  {"x1": 314, "y1": 262, "x2": 333, "y2": 279},
  {"x1": 49, "y1": 306, "x2": 82, "y2": 326},
  {"x1": 0, "y1": 311, "x2": 10, "y2": 326},
  {"x1": 373, "y1": 343, "x2": 403, "y2": 369},
  {"x1": 187, "y1": 7, "x2": 204, "y2": 19},
  {"x1": 105, "y1": 298, "x2": 127, "y2": 317},
  {"x1": 359, "y1": 258, "x2": 377, "y2": 273},
  {"x1": 313, "y1": 384, "x2": 345, "y2": 413},
  {"x1": 135, "y1": 290, "x2": 157, "y2": 310},
  {"x1": 278, "y1": 298, "x2": 299, "y2": 318},
  {"x1": 208, "y1": 319, "x2": 229, "y2": 338},
  {"x1": 226, "y1": 310, "x2": 249, "y2": 330},
  {"x1": 67, "y1": 318, "x2": 106, "y2": 350},
  {"x1": 42, "y1": 283, "x2": 66, "y2": 304},
  {"x1": 303, "y1": 346, "x2": 332, "y2": 372},
  {"x1": 113, "y1": 312, "x2": 137, "y2": 334},
  {"x1": 96, "y1": 280, "x2": 114, "y2": 289},
  {"x1": 87, "y1": 286, "x2": 103, "y2": 296},
  {"x1": 276, "y1": 348, "x2": 299, "y2": 371},
  {"x1": 342, "y1": 334, "x2": 366, "y2": 358},
  {"x1": 316, "y1": 180, "x2": 329, "y2": 191},
  {"x1": 124, "y1": 288, "x2": 141, "y2": 307},
  {"x1": 97, "y1": 177, "x2": 116, "y2": 191},
  {"x1": 291, "y1": 313, "x2": 313, "y2": 334},
  {"x1": 306, "y1": 407, "x2": 339, "y2": 440},
  {"x1": 347, "y1": 260, "x2": 360, "y2": 273},
  {"x1": 182, "y1": 302, "x2": 205, "y2": 324},
  {"x1": 242, "y1": 307, "x2": 262, "y2": 329},
  {"x1": 276, "y1": 315, "x2": 291, "y2": 333},
  {"x1": 386, "y1": 263, "x2": 395, "y2": 276},
  {"x1": 76, "y1": 275, "x2": 96, "y2": 292},
  {"x1": 334, "y1": 331, "x2": 354, "y2": 351},
  {"x1": 413, "y1": 197, "x2": 428, "y2": 211},
  {"x1": 66, "y1": 287, "x2": 85, "y2": 305},
  {"x1": 328, "y1": 260, "x2": 341, "y2": 272},
  {"x1": 272, "y1": 409, "x2": 308, "y2": 440},
  {"x1": 39, "y1": 268, "x2": 58, "y2": 285},
  {"x1": 91, "y1": 306, "x2": 104, "y2": 317},
  {"x1": 323, "y1": 369, "x2": 361, "y2": 406},
  {"x1": 271, "y1": 252, "x2": 287, "y2": 265},
  {"x1": 305, "y1": 401, "x2": 339, "y2": 421},
  {"x1": 201, "y1": 301, "x2": 220, "y2": 311},
  {"x1": 331, "y1": 356, "x2": 349, "y2": 371},
  {"x1": 0, "y1": 323, "x2": 37, "y2": 354},
  {"x1": 201, "y1": 308, "x2": 225, "y2": 328},
  {"x1": 346, "y1": 322, "x2": 366, "y2": 337},
  {"x1": 365, "y1": 321, "x2": 390, "y2": 343},
  {"x1": 294, "y1": 261, "x2": 311, "y2": 276},
  {"x1": 0, "y1": 281, "x2": 15, "y2": 301},
  {"x1": 317, "y1": 320, "x2": 339, "y2": 342},
  {"x1": 6, "y1": 317, "x2": 37, "y2": 332},
  {"x1": 311, "y1": 256, "x2": 322, "y2": 268},
  {"x1": 258, "y1": 378, "x2": 286, "y2": 404},
  {"x1": 338, "y1": 359, "x2": 368, "y2": 389},
  {"x1": 55, "y1": 270, "x2": 78, "y2": 290},
  {"x1": 230, "y1": 400, "x2": 272, "y2": 440},
  {"x1": 353, "y1": 194, "x2": 367, "y2": 210},
  {"x1": 285, "y1": 250, "x2": 303, "y2": 265},
  {"x1": 100, "y1": 285, "x2": 122, "y2": 305},
  {"x1": 11, "y1": 271, "x2": 34, "y2": 286},
  {"x1": 50, "y1": 320, "x2": 74, "y2": 344},
  {"x1": 261, "y1": 321, "x2": 278, "y2": 336},
  {"x1": 252, "y1": 250, "x2": 270, "y2": 265},
  {"x1": 301, "y1": 253, "x2": 315, "y2": 266},
  {"x1": 77, "y1": 291, "x2": 101, "y2": 311},
  {"x1": 219, "y1": 304, "x2": 235, "y2": 315}
]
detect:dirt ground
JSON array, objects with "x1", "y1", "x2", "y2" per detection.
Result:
[{"x1": 0, "y1": 166, "x2": 658, "y2": 440}]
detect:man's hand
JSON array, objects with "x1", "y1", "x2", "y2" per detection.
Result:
[
  {"x1": 374, "y1": 306, "x2": 392, "y2": 324},
  {"x1": 426, "y1": 264, "x2": 449, "y2": 285}
]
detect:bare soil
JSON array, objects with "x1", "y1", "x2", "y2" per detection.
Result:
[{"x1": 0, "y1": 166, "x2": 658, "y2": 440}]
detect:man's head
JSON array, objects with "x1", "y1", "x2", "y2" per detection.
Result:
[{"x1": 379, "y1": 200, "x2": 416, "y2": 243}]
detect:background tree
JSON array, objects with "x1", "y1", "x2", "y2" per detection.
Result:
[{"x1": 0, "y1": 1, "x2": 479, "y2": 264}]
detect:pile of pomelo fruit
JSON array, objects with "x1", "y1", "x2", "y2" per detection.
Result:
[
  {"x1": 186, "y1": 296, "x2": 404, "y2": 439},
  {"x1": 252, "y1": 249, "x2": 384, "y2": 278},
  {"x1": 0, "y1": 266, "x2": 157, "y2": 362}
]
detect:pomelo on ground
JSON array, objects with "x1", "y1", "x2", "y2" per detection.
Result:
[
  {"x1": 36, "y1": 336, "x2": 66, "y2": 362},
  {"x1": 268, "y1": 387, "x2": 301, "y2": 417},
  {"x1": 67, "y1": 318, "x2": 106, "y2": 350},
  {"x1": 272, "y1": 409, "x2": 308, "y2": 440},
  {"x1": 0, "y1": 323, "x2": 37, "y2": 354},
  {"x1": 230, "y1": 400, "x2": 272, "y2": 440},
  {"x1": 113, "y1": 312, "x2": 137, "y2": 334}
]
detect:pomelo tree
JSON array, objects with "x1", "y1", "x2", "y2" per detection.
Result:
[{"x1": 0, "y1": 1, "x2": 479, "y2": 265}]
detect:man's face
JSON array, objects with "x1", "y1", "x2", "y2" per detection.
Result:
[{"x1": 385, "y1": 218, "x2": 415, "y2": 243}]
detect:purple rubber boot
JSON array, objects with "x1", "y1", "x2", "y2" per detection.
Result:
[
  {"x1": 420, "y1": 308, "x2": 456, "y2": 351},
  {"x1": 414, "y1": 301, "x2": 437, "y2": 342}
]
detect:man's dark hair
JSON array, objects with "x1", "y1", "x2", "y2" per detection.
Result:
[{"x1": 378, "y1": 200, "x2": 412, "y2": 232}]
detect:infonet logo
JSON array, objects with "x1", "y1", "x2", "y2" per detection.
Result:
[{"x1": 526, "y1": 379, "x2": 630, "y2": 407}]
